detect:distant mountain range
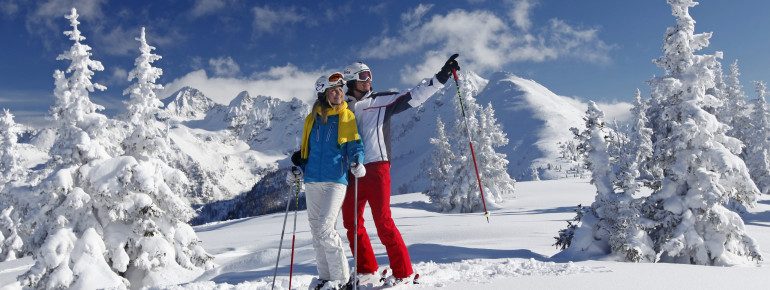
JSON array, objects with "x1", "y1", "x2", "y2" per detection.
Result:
[{"x1": 18, "y1": 71, "x2": 630, "y2": 222}]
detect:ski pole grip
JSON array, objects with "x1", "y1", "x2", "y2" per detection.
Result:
[{"x1": 452, "y1": 69, "x2": 459, "y2": 81}]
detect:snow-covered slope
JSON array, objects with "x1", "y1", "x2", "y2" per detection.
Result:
[
  {"x1": 390, "y1": 71, "x2": 588, "y2": 194},
  {"x1": 4, "y1": 178, "x2": 764, "y2": 289},
  {"x1": 478, "y1": 72, "x2": 586, "y2": 180}
]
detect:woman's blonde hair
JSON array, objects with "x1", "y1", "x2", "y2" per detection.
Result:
[{"x1": 312, "y1": 87, "x2": 344, "y2": 124}]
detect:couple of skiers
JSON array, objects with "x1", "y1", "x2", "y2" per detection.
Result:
[{"x1": 287, "y1": 54, "x2": 461, "y2": 290}]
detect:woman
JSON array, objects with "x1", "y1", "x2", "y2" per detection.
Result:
[{"x1": 288, "y1": 72, "x2": 366, "y2": 290}]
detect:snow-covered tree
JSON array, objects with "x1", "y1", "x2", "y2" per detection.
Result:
[
  {"x1": 19, "y1": 8, "x2": 129, "y2": 290},
  {"x1": 559, "y1": 101, "x2": 655, "y2": 262},
  {"x1": 73, "y1": 27, "x2": 213, "y2": 288},
  {"x1": 0, "y1": 205, "x2": 23, "y2": 262},
  {"x1": 0, "y1": 109, "x2": 25, "y2": 262},
  {"x1": 433, "y1": 77, "x2": 514, "y2": 213},
  {"x1": 641, "y1": 0, "x2": 762, "y2": 265},
  {"x1": 615, "y1": 90, "x2": 653, "y2": 195},
  {"x1": 122, "y1": 27, "x2": 169, "y2": 162},
  {"x1": 425, "y1": 117, "x2": 457, "y2": 211},
  {"x1": 474, "y1": 103, "x2": 515, "y2": 204},
  {"x1": 723, "y1": 60, "x2": 751, "y2": 151},
  {"x1": 0, "y1": 109, "x2": 25, "y2": 185},
  {"x1": 745, "y1": 81, "x2": 770, "y2": 195}
]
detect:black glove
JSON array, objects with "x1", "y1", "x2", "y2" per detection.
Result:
[
  {"x1": 436, "y1": 54, "x2": 460, "y2": 84},
  {"x1": 291, "y1": 151, "x2": 301, "y2": 166}
]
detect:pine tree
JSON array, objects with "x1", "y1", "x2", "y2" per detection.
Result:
[
  {"x1": 440, "y1": 75, "x2": 511, "y2": 213},
  {"x1": 85, "y1": 27, "x2": 213, "y2": 288},
  {"x1": 723, "y1": 60, "x2": 751, "y2": 152},
  {"x1": 20, "y1": 8, "x2": 129, "y2": 289},
  {"x1": 474, "y1": 103, "x2": 516, "y2": 202},
  {"x1": 642, "y1": 0, "x2": 761, "y2": 265},
  {"x1": 559, "y1": 101, "x2": 655, "y2": 262},
  {"x1": 0, "y1": 205, "x2": 23, "y2": 261},
  {"x1": 615, "y1": 90, "x2": 653, "y2": 194},
  {"x1": 745, "y1": 81, "x2": 770, "y2": 195},
  {"x1": 425, "y1": 117, "x2": 456, "y2": 211},
  {"x1": 122, "y1": 27, "x2": 168, "y2": 161},
  {"x1": 0, "y1": 109, "x2": 25, "y2": 262},
  {"x1": 0, "y1": 109, "x2": 25, "y2": 185}
]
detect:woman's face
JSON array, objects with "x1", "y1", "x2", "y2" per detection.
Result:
[{"x1": 326, "y1": 86, "x2": 344, "y2": 105}]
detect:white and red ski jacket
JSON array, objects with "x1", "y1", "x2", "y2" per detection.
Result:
[{"x1": 346, "y1": 75, "x2": 445, "y2": 165}]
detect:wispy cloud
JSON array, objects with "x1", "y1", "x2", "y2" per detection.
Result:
[
  {"x1": 508, "y1": 0, "x2": 538, "y2": 31},
  {"x1": 251, "y1": 5, "x2": 308, "y2": 37},
  {"x1": 25, "y1": 0, "x2": 107, "y2": 49},
  {"x1": 362, "y1": 5, "x2": 614, "y2": 85},
  {"x1": 0, "y1": 0, "x2": 20, "y2": 18},
  {"x1": 161, "y1": 64, "x2": 323, "y2": 105},
  {"x1": 190, "y1": 0, "x2": 227, "y2": 18},
  {"x1": 209, "y1": 56, "x2": 241, "y2": 77}
]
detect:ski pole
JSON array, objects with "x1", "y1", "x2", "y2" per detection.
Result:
[
  {"x1": 452, "y1": 67, "x2": 490, "y2": 223},
  {"x1": 351, "y1": 162, "x2": 360, "y2": 290},
  {"x1": 271, "y1": 188, "x2": 293, "y2": 290},
  {"x1": 289, "y1": 178, "x2": 301, "y2": 290}
]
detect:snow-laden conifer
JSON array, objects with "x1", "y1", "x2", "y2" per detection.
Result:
[
  {"x1": 437, "y1": 75, "x2": 513, "y2": 213},
  {"x1": 723, "y1": 60, "x2": 751, "y2": 151},
  {"x1": 474, "y1": 103, "x2": 515, "y2": 203},
  {"x1": 0, "y1": 109, "x2": 25, "y2": 185},
  {"x1": 615, "y1": 90, "x2": 653, "y2": 194},
  {"x1": 425, "y1": 117, "x2": 456, "y2": 211},
  {"x1": 0, "y1": 109, "x2": 25, "y2": 262},
  {"x1": 20, "y1": 9, "x2": 130, "y2": 289},
  {"x1": 558, "y1": 101, "x2": 655, "y2": 262},
  {"x1": 122, "y1": 27, "x2": 168, "y2": 161},
  {"x1": 745, "y1": 81, "x2": 770, "y2": 195},
  {"x1": 642, "y1": 0, "x2": 762, "y2": 265}
]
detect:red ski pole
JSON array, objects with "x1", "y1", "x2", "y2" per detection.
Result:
[
  {"x1": 288, "y1": 179, "x2": 300, "y2": 289},
  {"x1": 452, "y1": 67, "x2": 490, "y2": 222}
]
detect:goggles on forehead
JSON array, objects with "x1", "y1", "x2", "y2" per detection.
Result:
[
  {"x1": 328, "y1": 72, "x2": 344, "y2": 84},
  {"x1": 352, "y1": 70, "x2": 372, "y2": 82}
]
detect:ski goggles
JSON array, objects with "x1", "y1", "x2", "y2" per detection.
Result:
[
  {"x1": 328, "y1": 73, "x2": 345, "y2": 86},
  {"x1": 351, "y1": 70, "x2": 372, "y2": 82}
]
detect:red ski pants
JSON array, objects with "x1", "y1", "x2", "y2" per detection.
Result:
[{"x1": 342, "y1": 161, "x2": 413, "y2": 279}]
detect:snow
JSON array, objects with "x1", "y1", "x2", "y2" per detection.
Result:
[{"x1": 3, "y1": 178, "x2": 764, "y2": 289}]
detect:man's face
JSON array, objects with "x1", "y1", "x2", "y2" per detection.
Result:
[{"x1": 355, "y1": 79, "x2": 371, "y2": 94}]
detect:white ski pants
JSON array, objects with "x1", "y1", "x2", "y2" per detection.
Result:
[{"x1": 305, "y1": 182, "x2": 350, "y2": 282}]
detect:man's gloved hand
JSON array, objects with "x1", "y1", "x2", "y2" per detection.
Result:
[
  {"x1": 436, "y1": 54, "x2": 460, "y2": 84},
  {"x1": 286, "y1": 166, "x2": 303, "y2": 183}
]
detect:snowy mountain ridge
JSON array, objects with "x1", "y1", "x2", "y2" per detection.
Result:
[
  {"x1": 16, "y1": 71, "x2": 625, "y2": 221},
  {"x1": 389, "y1": 70, "x2": 614, "y2": 194}
]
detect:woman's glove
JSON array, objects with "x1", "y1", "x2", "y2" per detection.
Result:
[
  {"x1": 350, "y1": 162, "x2": 366, "y2": 178},
  {"x1": 286, "y1": 166, "x2": 303, "y2": 183}
]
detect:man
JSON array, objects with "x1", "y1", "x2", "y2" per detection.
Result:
[{"x1": 342, "y1": 54, "x2": 460, "y2": 286}]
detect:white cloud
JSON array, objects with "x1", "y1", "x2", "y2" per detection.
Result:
[
  {"x1": 0, "y1": 0, "x2": 19, "y2": 17},
  {"x1": 26, "y1": 0, "x2": 107, "y2": 45},
  {"x1": 190, "y1": 0, "x2": 226, "y2": 18},
  {"x1": 209, "y1": 56, "x2": 241, "y2": 77},
  {"x1": 251, "y1": 5, "x2": 306, "y2": 36},
  {"x1": 401, "y1": 4, "x2": 433, "y2": 30},
  {"x1": 508, "y1": 0, "x2": 538, "y2": 31},
  {"x1": 107, "y1": 67, "x2": 128, "y2": 86},
  {"x1": 362, "y1": 6, "x2": 614, "y2": 85},
  {"x1": 160, "y1": 64, "x2": 323, "y2": 105}
]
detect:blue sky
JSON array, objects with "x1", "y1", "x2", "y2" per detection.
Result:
[{"x1": 1, "y1": 0, "x2": 769, "y2": 127}]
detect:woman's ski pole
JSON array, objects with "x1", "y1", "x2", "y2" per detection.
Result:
[
  {"x1": 271, "y1": 193, "x2": 293, "y2": 290},
  {"x1": 452, "y1": 65, "x2": 490, "y2": 222}
]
